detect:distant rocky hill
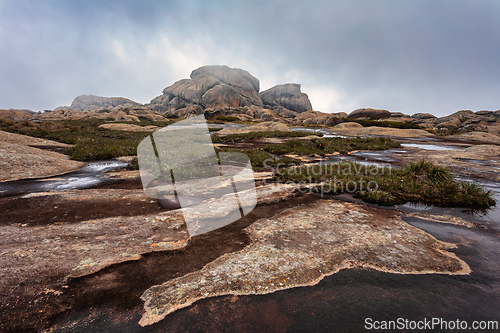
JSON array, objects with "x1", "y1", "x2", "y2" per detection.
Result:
[{"x1": 54, "y1": 95, "x2": 142, "y2": 112}]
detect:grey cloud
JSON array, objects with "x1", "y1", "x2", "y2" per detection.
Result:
[{"x1": 1, "y1": 0, "x2": 499, "y2": 116}]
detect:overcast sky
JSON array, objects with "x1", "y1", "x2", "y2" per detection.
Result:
[{"x1": 1, "y1": 0, "x2": 499, "y2": 116}]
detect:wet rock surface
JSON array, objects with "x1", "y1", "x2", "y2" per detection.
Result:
[
  {"x1": 139, "y1": 200, "x2": 469, "y2": 326},
  {"x1": 325, "y1": 126, "x2": 434, "y2": 138}
]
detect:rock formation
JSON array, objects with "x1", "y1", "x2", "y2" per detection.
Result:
[
  {"x1": 149, "y1": 65, "x2": 263, "y2": 112},
  {"x1": 347, "y1": 108, "x2": 391, "y2": 120},
  {"x1": 40, "y1": 65, "x2": 499, "y2": 134},
  {"x1": 259, "y1": 83, "x2": 313, "y2": 113},
  {"x1": 411, "y1": 109, "x2": 500, "y2": 133}
]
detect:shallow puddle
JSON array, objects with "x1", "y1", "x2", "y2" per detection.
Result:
[{"x1": 400, "y1": 143, "x2": 461, "y2": 151}]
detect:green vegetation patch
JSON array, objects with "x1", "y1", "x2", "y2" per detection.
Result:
[
  {"x1": 0, "y1": 119, "x2": 156, "y2": 161},
  {"x1": 274, "y1": 159, "x2": 495, "y2": 208},
  {"x1": 211, "y1": 130, "x2": 322, "y2": 143},
  {"x1": 263, "y1": 137, "x2": 400, "y2": 156},
  {"x1": 217, "y1": 148, "x2": 299, "y2": 171},
  {"x1": 214, "y1": 115, "x2": 240, "y2": 122}
]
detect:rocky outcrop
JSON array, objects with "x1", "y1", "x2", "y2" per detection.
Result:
[
  {"x1": 347, "y1": 108, "x2": 391, "y2": 120},
  {"x1": 334, "y1": 122, "x2": 364, "y2": 129},
  {"x1": 294, "y1": 110, "x2": 331, "y2": 125},
  {"x1": 216, "y1": 121, "x2": 291, "y2": 135},
  {"x1": 0, "y1": 131, "x2": 83, "y2": 181},
  {"x1": 98, "y1": 123, "x2": 158, "y2": 132},
  {"x1": 259, "y1": 83, "x2": 312, "y2": 113},
  {"x1": 0, "y1": 109, "x2": 36, "y2": 121},
  {"x1": 412, "y1": 113, "x2": 437, "y2": 120},
  {"x1": 199, "y1": 106, "x2": 283, "y2": 123},
  {"x1": 55, "y1": 95, "x2": 142, "y2": 112},
  {"x1": 326, "y1": 126, "x2": 434, "y2": 138},
  {"x1": 411, "y1": 109, "x2": 500, "y2": 133},
  {"x1": 149, "y1": 65, "x2": 263, "y2": 112}
]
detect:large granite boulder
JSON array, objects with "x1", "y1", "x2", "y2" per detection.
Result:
[
  {"x1": 55, "y1": 95, "x2": 142, "y2": 112},
  {"x1": 259, "y1": 83, "x2": 312, "y2": 113},
  {"x1": 347, "y1": 108, "x2": 391, "y2": 120},
  {"x1": 149, "y1": 65, "x2": 263, "y2": 112}
]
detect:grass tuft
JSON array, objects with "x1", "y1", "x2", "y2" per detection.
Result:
[
  {"x1": 263, "y1": 137, "x2": 400, "y2": 156},
  {"x1": 211, "y1": 131, "x2": 322, "y2": 143},
  {"x1": 275, "y1": 159, "x2": 495, "y2": 208}
]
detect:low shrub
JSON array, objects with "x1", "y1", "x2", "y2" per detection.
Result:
[
  {"x1": 263, "y1": 137, "x2": 400, "y2": 156},
  {"x1": 211, "y1": 131, "x2": 322, "y2": 143}
]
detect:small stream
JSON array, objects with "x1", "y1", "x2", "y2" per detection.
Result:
[
  {"x1": 291, "y1": 126, "x2": 348, "y2": 138},
  {"x1": 0, "y1": 160, "x2": 128, "y2": 197}
]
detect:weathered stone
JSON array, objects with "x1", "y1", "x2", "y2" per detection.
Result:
[
  {"x1": 476, "y1": 110, "x2": 493, "y2": 116},
  {"x1": 411, "y1": 113, "x2": 437, "y2": 120},
  {"x1": 436, "y1": 116, "x2": 462, "y2": 126},
  {"x1": 149, "y1": 65, "x2": 263, "y2": 112},
  {"x1": 273, "y1": 106, "x2": 300, "y2": 119},
  {"x1": 453, "y1": 132, "x2": 500, "y2": 144},
  {"x1": 56, "y1": 95, "x2": 142, "y2": 112},
  {"x1": 191, "y1": 65, "x2": 260, "y2": 92},
  {"x1": 436, "y1": 121, "x2": 459, "y2": 132},
  {"x1": 0, "y1": 131, "x2": 83, "y2": 181},
  {"x1": 139, "y1": 199, "x2": 469, "y2": 326},
  {"x1": 334, "y1": 122, "x2": 364, "y2": 129},
  {"x1": 259, "y1": 83, "x2": 313, "y2": 113},
  {"x1": 294, "y1": 110, "x2": 331, "y2": 125},
  {"x1": 449, "y1": 110, "x2": 475, "y2": 118},
  {"x1": 172, "y1": 105, "x2": 204, "y2": 118},
  {"x1": 347, "y1": 108, "x2": 391, "y2": 120},
  {"x1": 390, "y1": 112, "x2": 410, "y2": 117},
  {"x1": 463, "y1": 118, "x2": 482, "y2": 125},
  {"x1": 329, "y1": 112, "x2": 348, "y2": 118},
  {"x1": 252, "y1": 108, "x2": 282, "y2": 122}
]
